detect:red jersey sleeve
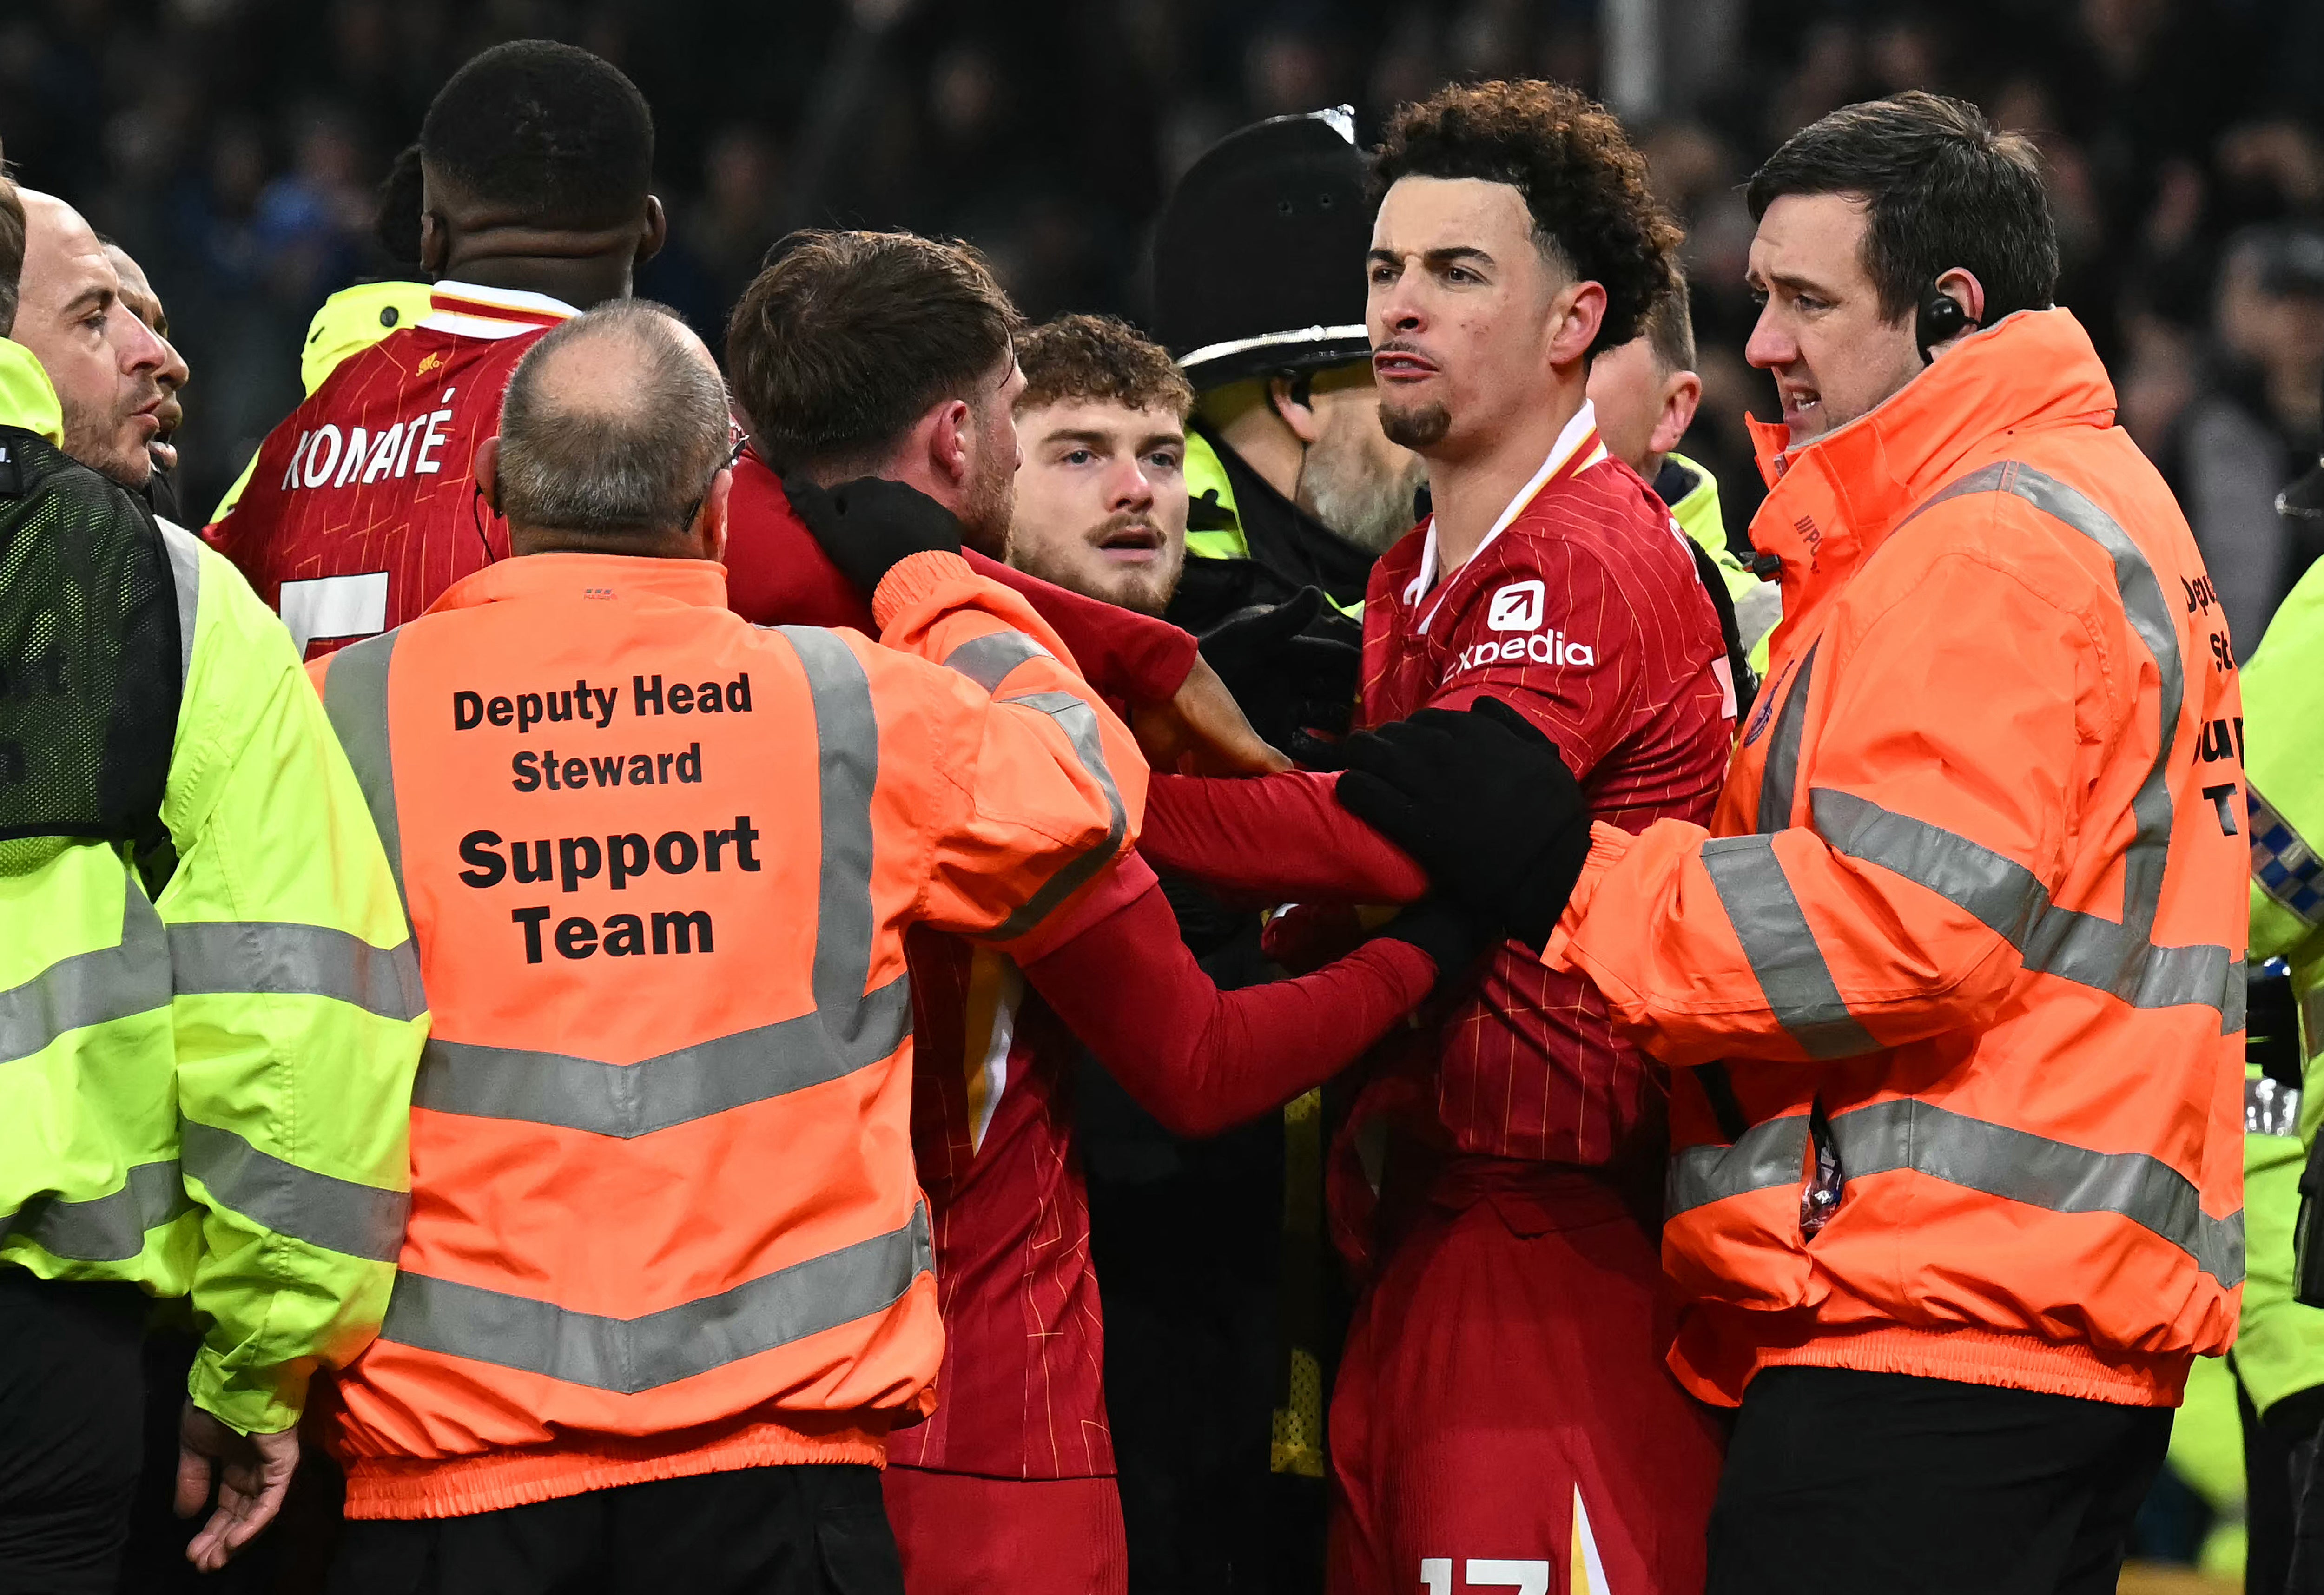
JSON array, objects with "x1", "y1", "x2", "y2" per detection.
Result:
[
  {"x1": 1425, "y1": 535, "x2": 1644, "y2": 784},
  {"x1": 1022, "y1": 878, "x2": 1436, "y2": 1137},
  {"x1": 962, "y1": 554, "x2": 1198, "y2": 710},
  {"x1": 1140, "y1": 770, "x2": 1430, "y2": 904}
]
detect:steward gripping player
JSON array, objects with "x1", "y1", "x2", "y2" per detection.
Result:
[
  {"x1": 310, "y1": 302, "x2": 1142, "y2": 1595},
  {"x1": 721, "y1": 236, "x2": 1495, "y2": 1595},
  {"x1": 207, "y1": 40, "x2": 666, "y2": 657},
  {"x1": 1137, "y1": 82, "x2": 1733, "y2": 1590},
  {"x1": 1349, "y1": 93, "x2": 2251, "y2": 1594},
  {"x1": 0, "y1": 164, "x2": 423, "y2": 1591}
]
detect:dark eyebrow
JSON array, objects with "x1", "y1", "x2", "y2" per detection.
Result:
[
  {"x1": 1041, "y1": 428, "x2": 1116, "y2": 450},
  {"x1": 1136, "y1": 431, "x2": 1184, "y2": 455},
  {"x1": 1760, "y1": 270, "x2": 1842, "y2": 299},
  {"x1": 1368, "y1": 245, "x2": 1496, "y2": 271},
  {"x1": 61, "y1": 283, "x2": 115, "y2": 319}
]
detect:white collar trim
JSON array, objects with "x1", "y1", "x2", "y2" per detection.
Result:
[{"x1": 1402, "y1": 399, "x2": 1604, "y2": 613}]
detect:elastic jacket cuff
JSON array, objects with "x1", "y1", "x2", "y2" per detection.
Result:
[
  {"x1": 1542, "y1": 821, "x2": 1631, "y2": 970},
  {"x1": 189, "y1": 1347, "x2": 305, "y2": 1437},
  {"x1": 871, "y1": 550, "x2": 978, "y2": 631}
]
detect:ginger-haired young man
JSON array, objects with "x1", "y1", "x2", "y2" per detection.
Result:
[
  {"x1": 1138, "y1": 80, "x2": 1733, "y2": 1590},
  {"x1": 1005, "y1": 314, "x2": 1194, "y2": 618}
]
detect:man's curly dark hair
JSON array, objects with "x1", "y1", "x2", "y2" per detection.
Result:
[{"x1": 1372, "y1": 80, "x2": 1682, "y2": 357}]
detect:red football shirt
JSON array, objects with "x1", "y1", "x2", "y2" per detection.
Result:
[
  {"x1": 1144, "y1": 402, "x2": 1735, "y2": 1167},
  {"x1": 205, "y1": 282, "x2": 574, "y2": 657}
]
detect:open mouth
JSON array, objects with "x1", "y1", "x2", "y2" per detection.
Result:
[
  {"x1": 1373, "y1": 348, "x2": 1439, "y2": 383},
  {"x1": 1094, "y1": 522, "x2": 1163, "y2": 562},
  {"x1": 1780, "y1": 383, "x2": 1822, "y2": 428}
]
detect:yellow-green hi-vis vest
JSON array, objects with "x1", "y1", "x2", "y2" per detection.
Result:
[
  {"x1": 2232, "y1": 553, "x2": 2324, "y2": 1421},
  {"x1": 2, "y1": 338, "x2": 426, "y2": 1433}
]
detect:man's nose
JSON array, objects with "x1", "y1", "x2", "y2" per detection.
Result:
[
  {"x1": 155, "y1": 336, "x2": 190, "y2": 394},
  {"x1": 1743, "y1": 303, "x2": 1794, "y2": 372},
  {"x1": 118, "y1": 313, "x2": 168, "y2": 377},
  {"x1": 1110, "y1": 457, "x2": 1156, "y2": 510}
]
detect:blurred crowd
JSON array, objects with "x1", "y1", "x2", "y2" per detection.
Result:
[{"x1": 4, "y1": 0, "x2": 2322, "y2": 641}]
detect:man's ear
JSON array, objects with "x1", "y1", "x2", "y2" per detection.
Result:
[
  {"x1": 635, "y1": 195, "x2": 668, "y2": 269},
  {"x1": 419, "y1": 209, "x2": 449, "y2": 278},
  {"x1": 1649, "y1": 369, "x2": 1703, "y2": 460},
  {"x1": 696, "y1": 464, "x2": 733, "y2": 563},
  {"x1": 925, "y1": 397, "x2": 974, "y2": 493},
  {"x1": 1268, "y1": 376, "x2": 1326, "y2": 446},
  {"x1": 1547, "y1": 281, "x2": 1607, "y2": 369},
  {"x1": 473, "y1": 435, "x2": 501, "y2": 512}
]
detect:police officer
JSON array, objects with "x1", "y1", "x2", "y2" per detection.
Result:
[
  {"x1": 1150, "y1": 108, "x2": 1425, "y2": 639},
  {"x1": 2233, "y1": 408, "x2": 2324, "y2": 1595}
]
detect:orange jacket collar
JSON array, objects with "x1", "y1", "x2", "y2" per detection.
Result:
[
  {"x1": 426, "y1": 551, "x2": 730, "y2": 615},
  {"x1": 1745, "y1": 308, "x2": 2119, "y2": 591}
]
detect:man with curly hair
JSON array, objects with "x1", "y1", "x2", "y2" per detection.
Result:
[
  {"x1": 1136, "y1": 80, "x2": 1732, "y2": 1590},
  {"x1": 1005, "y1": 314, "x2": 1194, "y2": 617}
]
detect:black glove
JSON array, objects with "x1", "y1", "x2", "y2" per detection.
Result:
[
  {"x1": 1197, "y1": 587, "x2": 1362, "y2": 770},
  {"x1": 1365, "y1": 899, "x2": 1493, "y2": 997},
  {"x1": 785, "y1": 475, "x2": 963, "y2": 597},
  {"x1": 1335, "y1": 697, "x2": 1592, "y2": 951}
]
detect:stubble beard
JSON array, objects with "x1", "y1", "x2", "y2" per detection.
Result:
[
  {"x1": 59, "y1": 393, "x2": 153, "y2": 490},
  {"x1": 1377, "y1": 395, "x2": 1450, "y2": 453},
  {"x1": 1299, "y1": 407, "x2": 1428, "y2": 554},
  {"x1": 957, "y1": 453, "x2": 1016, "y2": 560},
  {"x1": 1010, "y1": 512, "x2": 1182, "y2": 617}
]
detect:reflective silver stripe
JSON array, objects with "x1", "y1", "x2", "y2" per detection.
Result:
[
  {"x1": 1699, "y1": 835, "x2": 1878, "y2": 1059},
  {"x1": 169, "y1": 921, "x2": 424, "y2": 1023},
  {"x1": 2224, "y1": 957, "x2": 2249, "y2": 1037},
  {"x1": 987, "y1": 691, "x2": 1129, "y2": 941},
  {"x1": 179, "y1": 1119, "x2": 407, "y2": 1263},
  {"x1": 1756, "y1": 640, "x2": 1818, "y2": 835},
  {"x1": 158, "y1": 522, "x2": 203, "y2": 692},
  {"x1": 0, "y1": 876, "x2": 171, "y2": 1067},
  {"x1": 1825, "y1": 1097, "x2": 2244, "y2": 1286},
  {"x1": 415, "y1": 987, "x2": 914, "y2": 1138},
  {"x1": 378, "y1": 1201, "x2": 934, "y2": 1392},
  {"x1": 1667, "y1": 1113, "x2": 1809, "y2": 1216},
  {"x1": 1903, "y1": 462, "x2": 2184, "y2": 941},
  {"x1": 1, "y1": 1159, "x2": 190, "y2": 1262},
  {"x1": 1809, "y1": 788, "x2": 2238, "y2": 1016},
  {"x1": 942, "y1": 631, "x2": 1050, "y2": 693},
  {"x1": 2305, "y1": 983, "x2": 2324, "y2": 1065},
  {"x1": 778, "y1": 628, "x2": 890, "y2": 1054},
  {"x1": 321, "y1": 629, "x2": 408, "y2": 916}
]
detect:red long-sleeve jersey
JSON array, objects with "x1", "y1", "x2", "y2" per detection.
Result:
[
  {"x1": 205, "y1": 282, "x2": 575, "y2": 657},
  {"x1": 1143, "y1": 403, "x2": 1735, "y2": 1168},
  {"x1": 726, "y1": 466, "x2": 1437, "y2": 1480}
]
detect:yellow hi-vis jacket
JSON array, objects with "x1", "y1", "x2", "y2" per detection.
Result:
[{"x1": 0, "y1": 336, "x2": 425, "y2": 1434}]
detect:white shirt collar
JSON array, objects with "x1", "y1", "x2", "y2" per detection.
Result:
[
  {"x1": 1402, "y1": 399, "x2": 1605, "y2": 612},
  {"x1": 420, "y1": 281, "x2": 584, "y2": 339}
]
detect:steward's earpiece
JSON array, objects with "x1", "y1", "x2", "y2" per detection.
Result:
[{"x1": 1915, "y1": 288, "x2": 1974, "y2": 362}]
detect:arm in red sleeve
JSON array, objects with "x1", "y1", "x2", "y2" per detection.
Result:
[
  {"x1": 963, "y1": 551, "x2": 1198, "y2": 709},
  {"x1": 1140, "y1": 770, "x2": 1430, "y2": 904},
  {"x1": 1023, "y1": 877, "x2": 1436, "y2": 1137}
]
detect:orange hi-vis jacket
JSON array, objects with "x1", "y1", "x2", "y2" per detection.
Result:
[
  {"x1": 307, "y1": 548, "x2": 1142, "y2": 1518},
  {"x1": 1545, "y1": 309, "x2": 2248, "y2": 1410}
]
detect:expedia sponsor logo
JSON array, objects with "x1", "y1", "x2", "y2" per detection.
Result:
[
  {"x1": 1487, "y1": 580, "x2": 1545, "y2": 632},
  {"x1": 1456, "y1": 630, "x2": 1595, "y2": 672},
  {"x1": 1461, "y1": 580, "x2": 1594, "y2": 671}
]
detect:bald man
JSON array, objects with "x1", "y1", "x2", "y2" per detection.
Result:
[
  {"x1": 307, "y1": 301, "x2": 1142, "y2": 1595},
  {"x1": 12, "y1": 191, "x2": 171, "y2": 489}
]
